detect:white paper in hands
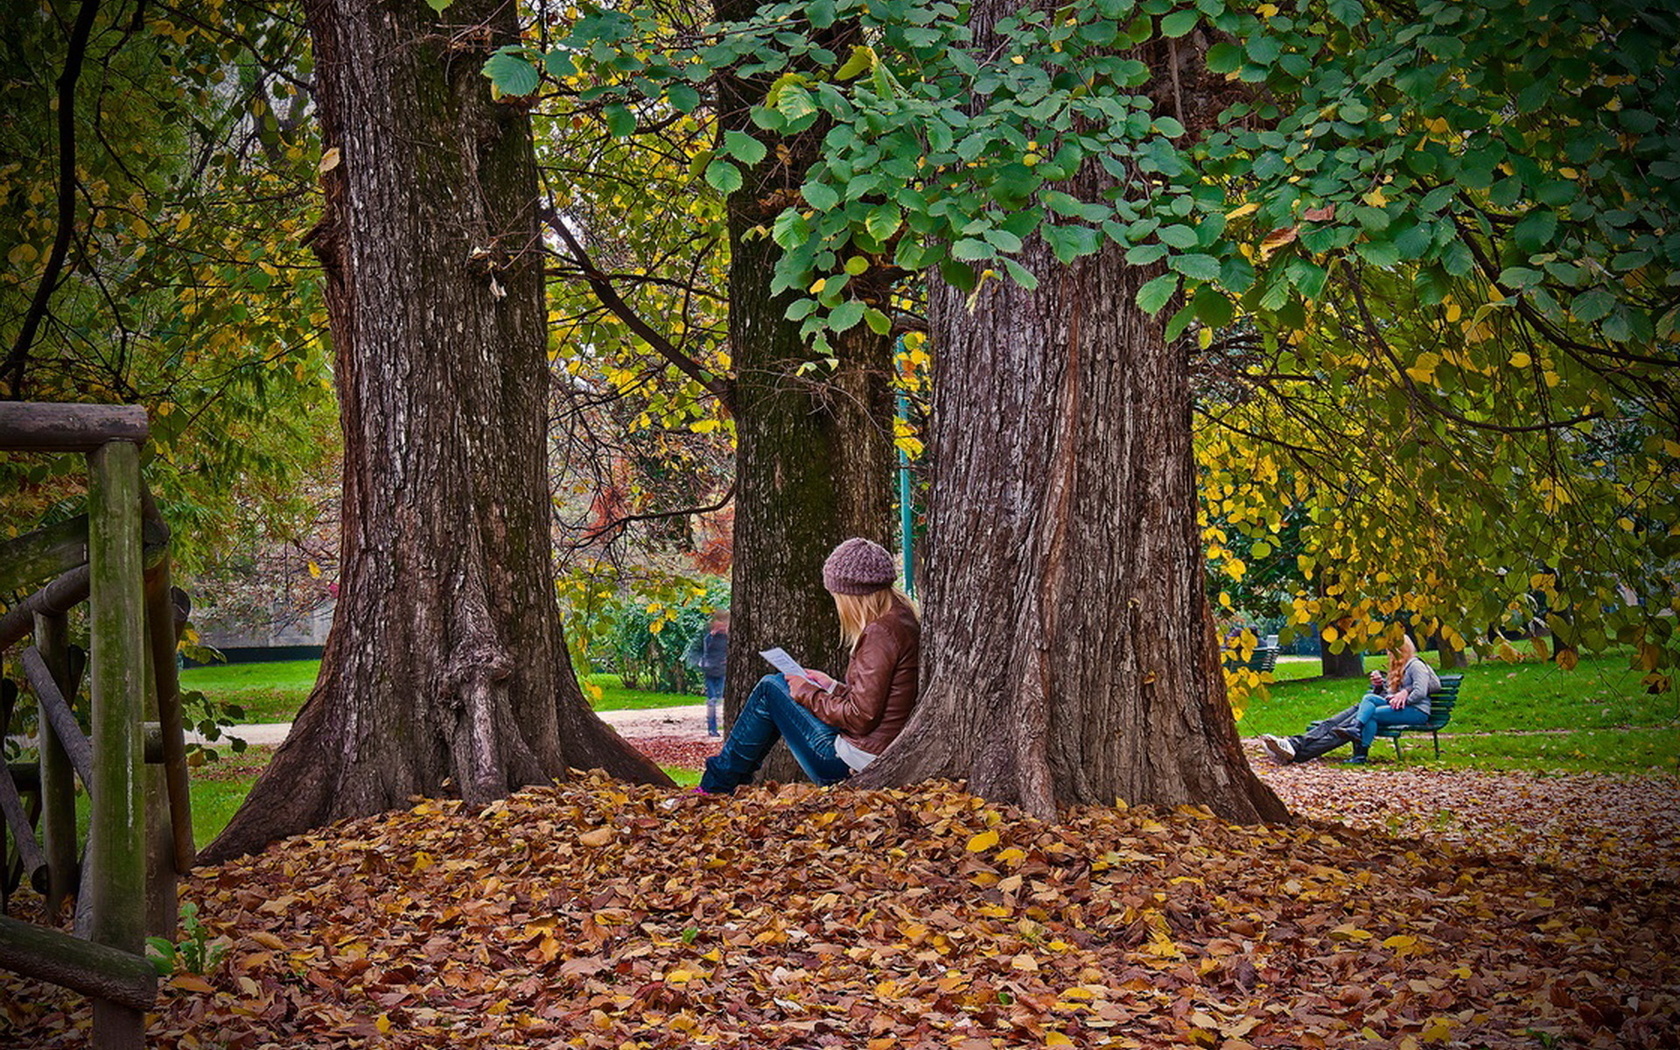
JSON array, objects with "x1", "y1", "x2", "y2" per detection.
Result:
[{"x1": 759, "y1": 647, "x2": 811, "y2": 681}]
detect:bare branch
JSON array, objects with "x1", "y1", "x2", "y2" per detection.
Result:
[{"x1": 5, "y1": 0, "x2": 103, "y2": 397}]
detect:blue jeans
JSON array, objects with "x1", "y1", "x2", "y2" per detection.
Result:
[
  {"x1": 703, "y1": 675, "x2": 725, "y2": 736},
  {"x1": 1356, "y1": 694, "x2": 1429, "y2": 750},
  {"x1": 700, "y1": 674, "x2": 850, "y2": 793}
]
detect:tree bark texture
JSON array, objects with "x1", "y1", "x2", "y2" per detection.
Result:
[
  {"x1": 714, "y1": 1, "x2": 897, "y2": 771},
  {"x1": 855, "y1": 3, "x2": 1285, "y2": 825},
  {"x1": 1319, "y1": 634, "x2": 1367, "y2": 678},
  {"x1": 203, "y1": 0, "x2": 667, "y2": 864}
]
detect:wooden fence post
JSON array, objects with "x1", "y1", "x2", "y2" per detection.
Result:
[
  {"x1": 140, "y1": 630, "x2": 176, "y2": 939},
  {"x1": 0, "y1": 679, "x2": 12, "y2": 916},
  {"x1": 87, "y1": 438, "x2": 147, "y2": 1050},
  {"x1": 34, "y1": 613, "x2": 79, "y2": 915},
  {"x1": 145, "y1": 561, "x2": 194, "y2": 876}
]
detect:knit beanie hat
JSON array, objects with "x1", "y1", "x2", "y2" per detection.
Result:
[{"x1": 822, "y1": 538, "x2": 897, "y2": 595}]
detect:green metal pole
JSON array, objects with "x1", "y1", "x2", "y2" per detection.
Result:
[
  {"x1": 896, "y1": 388, "x2": 915, "y2": 599},
  {"x1": 86, "y1": 438, "x2": 147, "y2": 1050}
]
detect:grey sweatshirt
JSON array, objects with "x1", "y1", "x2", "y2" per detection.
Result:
[{"x1": 1376, "y1": 656, "x2": 1441, "y2": 717}]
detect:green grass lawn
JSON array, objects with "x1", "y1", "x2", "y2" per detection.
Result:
[
  {"x1": 585, "y1": 675, "x2": 701, "y2": 710},
  {"x1": 179, "y1": 660, "x2": 701, "y2": 724},
  {"x1": 152, "y1": 650, "x2": 1675, "y2": 849},
  {"x1": 38, "y1": 651, "x2": 1675, "y2": 855},
  {"x1": 1247, "y1": 651, "x2": 1673, "y2": 734},
  {"x1": 1242, "y1": 651, "x2": 1679, "y2": 775},
  {"x1": 179, "y1": 659, "x2": 323, "y2": 723}
]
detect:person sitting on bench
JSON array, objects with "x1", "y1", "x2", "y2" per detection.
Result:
[
  {"x1": 1342, "y1": 634, "x2": 1440, "y2": 764},
  {"x1": 1260, "y1": 635, "x2": 1440, "y2": 764},
  {"x1": 1259, "y1": 696, "x2": 1366, "y2": 764}
]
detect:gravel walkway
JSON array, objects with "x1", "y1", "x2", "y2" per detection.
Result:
[{"x1": 211, "y1": 703, "x2": 717, "y2": 748}]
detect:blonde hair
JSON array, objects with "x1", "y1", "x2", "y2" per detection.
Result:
[
  {"x1": 1387, "y1": 634, "x2": 1419, "y2": 691},
  {"x1": 834, "y1": 586, "x2": 916, "y2": 650}
]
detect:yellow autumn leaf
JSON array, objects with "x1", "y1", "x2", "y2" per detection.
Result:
[
  {"x1": 1406, "y1": 352, "x2": 1440, "y2": 383},
  {"x1": 1046, "y1": 1032, "x2": 1074, "y2": 1047},
  {"x1": 1421, "y1": 1016, "x2": 1454, "y2": 1042},
  {"x1": 966, "y1": 828, "x2": 999, "y2": 852},
  {"x1": 1510, "y1": 351, "x2": 1533, "y2": 368}
]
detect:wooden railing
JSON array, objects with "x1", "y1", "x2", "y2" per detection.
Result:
[{"x1": 0, "y1": 401, "x2": 194, "y2": 1050}]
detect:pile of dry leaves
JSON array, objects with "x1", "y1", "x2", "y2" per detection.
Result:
[{"x1": 3, "y1": 766, "x2": 1676, "y2": 1049}]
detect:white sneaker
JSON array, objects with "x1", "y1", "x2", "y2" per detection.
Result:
[{"x1": 1260, "y1": 735, "x2": 1296, "y2": 763}]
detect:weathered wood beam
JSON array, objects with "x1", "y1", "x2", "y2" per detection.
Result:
[
  {"x1": 0, "y1": 761, "x2": 47, "y2": 895},
  {"x1": 0, "y1": 914, "x2": 158, "y2": 1012},
  {"x1": 0, "y1": 515, "x2": 88, "y2": 595},
  {"x1": 36, "y1": 613, "x2": 79, "y2": 913},
  {"x1": 0, "y1": 402, "x2": 148, "y2": 453},
  {"x1": 86, "y1": 439, "x2": 147, "y2": 961},
  {"x1": 0, "y1": 531, "x2": 167, "y2": 650},
  {"x1": 0, "y1": 680, "x2": 11, "y2": 914},
  {"x1": 0, "y1": 567, "x2": 87, "y2": 651},
  {"x1": 0, "y1": 674, "x2": 45, "y2": 895},
  {"x1": 146, "y1": 563, "x2": 195, "y2": 873},
  {"x1": 21, "y1": 647, "x2": 93, "y2": 787}
]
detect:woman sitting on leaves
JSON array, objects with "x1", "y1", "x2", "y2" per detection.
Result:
[
  {"x1": 697, "y1": 538, "x2": 920, "y2": 795},
  {"x1": 1343, "y1": 633, "x2": 1441, "y2": 764}
]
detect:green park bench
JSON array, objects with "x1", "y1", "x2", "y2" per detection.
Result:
[
  {"x1": 1375, "y1": 673, "x2": 1463, "y2": 760},
  {"x1": 1224, "y1": 644, "x2": 1279, "y2": 675}
]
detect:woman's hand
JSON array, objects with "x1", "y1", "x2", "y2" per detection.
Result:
[
  {"x1": 797, "y1": 669, "x2": 837, "y2": 691},
  {"x1": 1387, "y1": 690, "x2": 1409, "y2": 710}
]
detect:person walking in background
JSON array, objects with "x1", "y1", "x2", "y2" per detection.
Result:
[
  {"x1": 687, "y1": 608, "x2": 730, "y2": 737},
  {"x1": 698, "y1": 538, "x2": 920, "y2": 794}
]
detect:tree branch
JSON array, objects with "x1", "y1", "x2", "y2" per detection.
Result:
[
  {"x1": 1348, "y1": 272, "x2": 1604, "y2": 435},
  {"x1": 4, "y1": 0, "x2": 102, "y2": 398},
  {"x1": 570, "y1": 483, "x2": 736, "y2": 549},
  {"x1": 540, "y1": 208, "x2": 736, "y2": 413}
]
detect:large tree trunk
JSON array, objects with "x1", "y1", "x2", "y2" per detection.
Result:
[
  {"x1": 1320, "y1": 625, "x2": 1368, "y2": 678},
  {"x1": 715, "y1": 3, "x2": 897, "y2": 770},
  {"x1": 203, "y1": 0, "x2": 667, "y2": 864},
  {"x1": 855, "y1": 4, "x2": 1284, "y2": 825}
]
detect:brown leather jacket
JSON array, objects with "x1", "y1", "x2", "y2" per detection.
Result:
[{"x1": 790, "y1": 599, "x2": 920, "y2": 756}]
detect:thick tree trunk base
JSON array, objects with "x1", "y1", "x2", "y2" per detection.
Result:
[
  {"x1": 852, "y1": 114, "x2": 1285, "y2": 824},
  {"x1": 199, "y1": 0, "x2": 670, "y2": 865},
  {"x1": 1320, "y1": 646, "x2": 1367, "y2": 679}
]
